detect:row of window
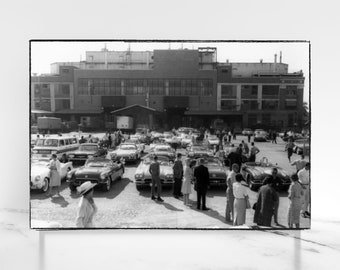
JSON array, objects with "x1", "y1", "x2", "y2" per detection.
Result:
[
  {"x1": 220, "y1": 100, "x2": 297, "y2": 111},
  {"x1": 34, "y1": 84, "x2": 70, "y2": 97},
  {"x1": 248, "y1": 113, "x2": 297, "y2": 127},
  {"x1": 77, "y1": 79, "x2": 214, "y2": 96},
  {"x1": 221, "y1": 85, "x2": 298, "y2": 98}
]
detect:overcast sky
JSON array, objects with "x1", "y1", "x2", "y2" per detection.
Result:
[{"x1": 31, "y1": 41, "x2": 310, "y2": 103}]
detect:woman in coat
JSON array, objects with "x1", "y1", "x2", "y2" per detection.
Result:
[
  {"x1": 287, "y1": 174, "x2": 304, "y2": 228},
  {"x1": 46, "y1": 154, "x2": 61, "y2": 197},
  {"x1": 254, "y1": 176, "x2": 278, "y2": 227},
  {"x1": 233, "y1": 173, "x2": 249, "y2": 226},
  {"x1": 76, "y1": 181, "x2": 98, "y2": 228}
]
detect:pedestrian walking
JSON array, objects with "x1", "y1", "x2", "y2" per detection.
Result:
[
  {"x1": 287, "y1": 174, "x2": 304, "y2": 228},
  {"x1": 247, "y1": 133, "x2": 251, "y2": 143},
  {"x1": 228, "y1": 131, "x2": 232, "y2": 143},
  {"x1": 285, "y1": 138, "x2": 295, "y2": 162},
  {"x1": 181, "y1": 159, "x2": 194, "y2": 206},
  {"x1": 249, "y1": 142, "x2": 260, "y2": 162},
  {"x1": 253, "y1": 176, "x2": 278, "y2": 227},
  {"x1": 233, "y1": 173, "x2": 249, "y2": 226},
  {"x1": 225, "y1": 163, "x2": 239, "y2": 222},
  {"x1": 46, "y1": 154, "x2": 61, "y2": 197},
  {"x1": 298, "y1": 162, "x2": 310, "y2": 218},
  {"x1": 193, "y1": 158, "x2": 210, "y2": 210},
  {"x1": 173, "y1": 153, "x2": 184, "y2": 198},
  {"x1": 76, "y1": 181, "x2": 97, "y2": 228},
  {"x1": 149, "y1": 155, "x2": 164, "y2": 202},
  {"x1": 272, "y1": 131, "x2": 277, "y2": 144},
  {"x1": 291, "y1": 154, "x2": 307, "y2": 173},
  {"x1": 272, "y1": 168, "x2": 283, "y2": 225}
]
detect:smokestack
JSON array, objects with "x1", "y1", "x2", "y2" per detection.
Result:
[{"x1": 280, "y1": 51, "x2": 282, "y2": 63}]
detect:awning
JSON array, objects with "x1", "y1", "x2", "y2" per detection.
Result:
[
  {"x1": 54, "y1": 109, "x2": 103, "y2": 114},
  {"x1": 111, "y1": 104, "x2": 157, "y2": 114},
  {"x1": 31, "y1": 109, "x2": 53, "y2": 114}
]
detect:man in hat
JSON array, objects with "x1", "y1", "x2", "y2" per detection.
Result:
[
  {"x1": 194, "y1": 158, "x2": 210, "y2": 210},
  {"x1": 149, "y1": 155, "x2": 164, "y2": 202}
]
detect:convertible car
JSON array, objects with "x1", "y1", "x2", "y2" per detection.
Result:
[
  {"x1": 30, "y1": 158, "x2": 73, "y2": 193},
  {"x1": 134, "y1": 154, "x2": 174, "y2": 190},
  {"x1": 67, "y1": 157, "x2": 124, "y2": 192},
  {"x1": 192, "y1": 157, "x2": 228, "y2": 187},
  {"x1": 67, "y1": 143, "x2": 107, "y2": 166},
  {"x1": 241, "y1": 157, "x2": 291, "y2": 191},
  {"x1": 187, "y1": 145, "x2": 214, "y2": 159},
  {"x1": 151, "y1": 144, "x2": 176, "y2": 161},
  {"x1": 107, "y1": 143, "x2": 141, "y2": 163}
]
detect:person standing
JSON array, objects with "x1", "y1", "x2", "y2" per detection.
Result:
[
  {"x1": 225, "y1": 163, "x2": 239, "y2": 222},
  {"x1": 285, "y1": 138, "x2": 295, "y2": 163},
  {"x1": 226, "y1": 149, "x2": 243, "y2": 171},
  {"x1": 107, "y1": 132, "x2": 112, "y2": 149},
  {"x1": 181, "y1": 159, "x2": 194, "y2": 206},
  {"x1": 249, "y1": 142, "x2": 260, "y2": 162},
  {"x1": 247, "y1": 132, "x2": 252, "y2": 143},
  {"x1": 194, "y1": 158, "x2": 210, "y2": 210},
  {"x1": 76, "y1": 181, "x2": 98, "y2": 228},
  {"x1": 287, "y1": 174, "x2": 304, "y2": 228},
  {"x1": 272, "y1": 168, "x2": 283, "y2": 225},
  {"x1": 298, "y1": 162, "x2": 310, "y2": 218},
  {"x1": 254, "y1": 176, "x2": 278, "y2": 227},
  {"x1": 233, "y1": 173, "x2": 249, "y2": 226},
  {"x1": 223, "y1": 132, "x2": 228, "y2": 146},
  {"x1": 46, "y1": 154, "x2": 61, "y2": 197},
  {"x1": 242, "y1": 140, "x2": 249, "y2": 155},
  {"x1": 79, "y1": 136, "x2": 86, "y2": 144},
  {"x1": 173, "y1": 153, "x2": 184, "y2": 198},
  {"x1": 291, "y1": 154, "x2": 307, "y2": 173},
  {"x1": 228, "y1": 130, "x2": 232, "y2": 143},
  {"x1": 149, "y1": 155, "x2": 164, "y2": 202},
  {"x1": 272, "y1": 131, "x2": 277, "y2": 144}
]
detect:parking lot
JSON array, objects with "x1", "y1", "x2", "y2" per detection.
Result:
[{"x1": 30, "y1": 133, "x2": 310, "y2": 229}]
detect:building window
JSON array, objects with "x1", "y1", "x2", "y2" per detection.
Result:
[
  {"x1": 241, "y1": 100, "x2": 258, "y2": 110},
  {"x1": 201, "y1": 79, "x2": 213, "y2": 96},
  {"x1": 262, "y1": 114, "x2": 271, "y2": 124},
  {"x1": 262, "y1": 85, "x2": 279, "y2": 96},
  {"x1": 149, "y1": 79, "x2": 165, "y2": 95},
  {"x1": 248, "y1": 114, "x2": 257, "y2": 126},
  {"x1": 221, "y1": 85, "x2": 237, "y2": 98},
  {"x1": 221, "y1": 100, "x2": 237, "y2": 111},
  {"x1": 241, "y1": 85, "x2": 258, "y2": 98},
  {"x1": 55, "y1": 99, "x2": 70, "y2": 110},
  {"x1": 285, "y1": 99, "x2": 297, "y2": 109},
  {"x1": 125, "y1": 79, "x2": 145, "y2": 95},
  {"x1": 262, "y1": 100, "x2": 279, "y2": 110},
  {"x1": 286, "y1": 85, "x2": 298, "y2": 96}
]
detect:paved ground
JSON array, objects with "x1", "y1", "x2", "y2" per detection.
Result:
[{"x1": 30, "y1": 134, "x2": 311, "y2": 229}]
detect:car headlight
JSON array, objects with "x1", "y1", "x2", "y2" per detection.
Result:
[
  {"x1": 34, "y1": 175, "x2": 41, "y2": 182},
  {"x1": 68, "y1": 154, "x2": 74, "y2": 158},
  {"x1": 135, "y1": 173, "x2": 144, "y2": 179}
]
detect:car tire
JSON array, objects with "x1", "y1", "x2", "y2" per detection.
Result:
[
  {"x1": 103, "y1": 177, "x2": 112, "y2": 192},
  {"x1": 41, "y1": 177, "x2": 49, "y2": 193}
]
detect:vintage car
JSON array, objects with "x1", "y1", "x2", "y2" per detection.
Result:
[
  {"x1": 132, "y1": 132, "x2": 148, "y2": 143},
  {"x1": 106, "y1": 143, "x2": 141, "y2": 163},
  {"x1": 242, "y1": 128, "x2": 254, "y2": 136},
  {"x1": 149, "y1": 139, "x2": 166, "y2": 151},
  {"x1": 151, "y1": 144, "x2": 176, "y2": 161},
  {"x1": 30, "y1": 158, "x2": 73, "y2": 193},
  {"x1": 187, "y1": 145, "x2": 214, "y2": 159},
  {"x1": 254, "y1": 129, "x2": 269, "y2": 142},
  {"x1": 241, "y1": 157, "x2": 291, "y2": 191},
  {"x1": 163, "y1": 134, "x2": 181, "y2": 147},
  {"x1": 125, "y1": 137, "x2": 145, "y2": 153},
  {"x1": 180, "y1": 134, "x2": 194, "y2": 148},
  {"x1": 67, "y1": 143, "x2": 107, "y2": 166},
  {"x1": 134, "y1": 154, "x2": 174, "y2": 190},
  {"x1": 206, "y1": 134, "x2": 220, "y2": 146},
  {"x1": 67, "y1": 157, "x2": 124, "y2": 192},
  {"x1": 192, "y1": 157, "x2": 228, "y2": 187}
]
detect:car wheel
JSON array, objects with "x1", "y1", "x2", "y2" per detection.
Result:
[
  {"x1": 103, "y1": 177, "x2": 112, "y2": 192},
  {"x1": 41, "y1": 177, "x2": 49, "y2": 193}
]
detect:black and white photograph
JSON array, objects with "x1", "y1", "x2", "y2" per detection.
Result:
[{"x1": 30, "y1": 40, "x2": 311, "y2": 229}]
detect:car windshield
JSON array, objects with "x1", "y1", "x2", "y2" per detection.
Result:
[
  {"x1": 144, "y1": 156, "x2": 170, "y2": 165},
  {"x1": 79, "y1": 145, "x2": 98, "y2": 152},
  {"x1": 36, "y1": 138, "x2": 59, "y2": 147},
  {"x1": 120, "y1": 145, "x2": 136, "y2": 150},
  {"x1": 203, "y1": 158, "x2": 221, "y2": 166},
  {"x1": 86, "y1": 160, "x2": 111, "y2": 167},
  {"x1": 155, "y1": 146, "x2": 170, "y2": 151}
]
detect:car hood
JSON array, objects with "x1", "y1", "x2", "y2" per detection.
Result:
[
  {"x1": 135, "y1": 163, "x2": 173, "y2": 178},
  {"x1": 206, "y1": 165, "x2": 226, "y2": 175},
  {"x1": 246, "y1": 166, "x2": 289, "y2": 178},
  {"x1": 31, "y1": 164, "x2": 49, "y2": 177}
]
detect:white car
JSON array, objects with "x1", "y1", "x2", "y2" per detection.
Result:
[
  {"x1": 207, "y1": 135, "x2": 220, "y2": 146},
  {"x1": 254, "y1": 129, "x2": 268, "y2": 142},
  {"x1": 181, "y1": 134, "x2": 194, "y2": 148},
  {"x1": 30, "y1": 158, "x2": 73, "y2": 193}
]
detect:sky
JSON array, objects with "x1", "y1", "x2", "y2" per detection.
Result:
[{"x1": 30, "y1": 41, "x2": 310, "y2": 103}]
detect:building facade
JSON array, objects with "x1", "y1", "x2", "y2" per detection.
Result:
[{"x1": 31, "y1": 48, "x2": 305, "y2": 131}]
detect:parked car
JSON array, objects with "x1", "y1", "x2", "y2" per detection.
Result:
[
  {"x1": 134, "y1": 154, "x2": 174, "y2": 190},
  {"x1": 241, "y1": 157, "x2": 291, "y2": 191},
  {"x1": 67, "y1": 157, "x2": 124, "y2": 192},
  {"x1": 151, "y1": 144, "x2": 176, "y2": 161},
  {"x1": 254, "y1": 129, "x2": 268, "y2": 142},
  {"x1": 180, "y1": 134, "x2": 194, "y2": 148},
  {"x1": 107, "y1": 143, "x2": 141, "y2": 163},
  {"x1": 206, "y1": 135, "x2": 220, "y2": 146},
  {"x1": 67, "y1": 143, "x2": 107, "y2": 166},
  {"x1": 242, "y1": 128, "x2": 253, "y2": 136},
  {"x1": 30, "y1": 158, "x2": 73, "y2": 193},
  {"x1": 125, "y1": 137, "x2": 145, "y2": 153},
  {"x1": 187, "y1": 145, "x2": 214, "y2": 159},
  {"x1": 192, "y1": 157, "x2": 228, "y2": 187}
]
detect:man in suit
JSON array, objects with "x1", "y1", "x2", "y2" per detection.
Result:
[
  {"x1": 149, "y1": 155, "x2": 164, "y2": 202},
  {"x1": 194, "y1": 158, "x2": 210, "y2": 210}
]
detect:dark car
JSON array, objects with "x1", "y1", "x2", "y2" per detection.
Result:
[
  {"x1": 67, "y1": 143, "x2": 107, "y2": 166},
  {"x1": 187, "y1": 145, "x2": 214, "y2": 159},
  {"x1": 67, "y1": 157, "x2": 124, "y2": 192},
  {"x1": 241, "y1": 157, "x2": 291, "y2": 191},
  {"x1": 193, "y1": 157, "x2": 228, "y2": 187}
]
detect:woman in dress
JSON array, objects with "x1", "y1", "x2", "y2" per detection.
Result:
[
  {"x1": 181, "y1": 159, "x2": 194, "y2": 206},
  {"x1": 47, "y1": 154, "x2": 61, "y2": 197},
  {"x1": 233, "y1": 173, "x2": 248, "y2": 226},
  {"x1": 287, "y1": 174, "x2": 304, "y2": 228},
  {"x1": 76, "y1": 181, "x2": 98, "y2": 228}
]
